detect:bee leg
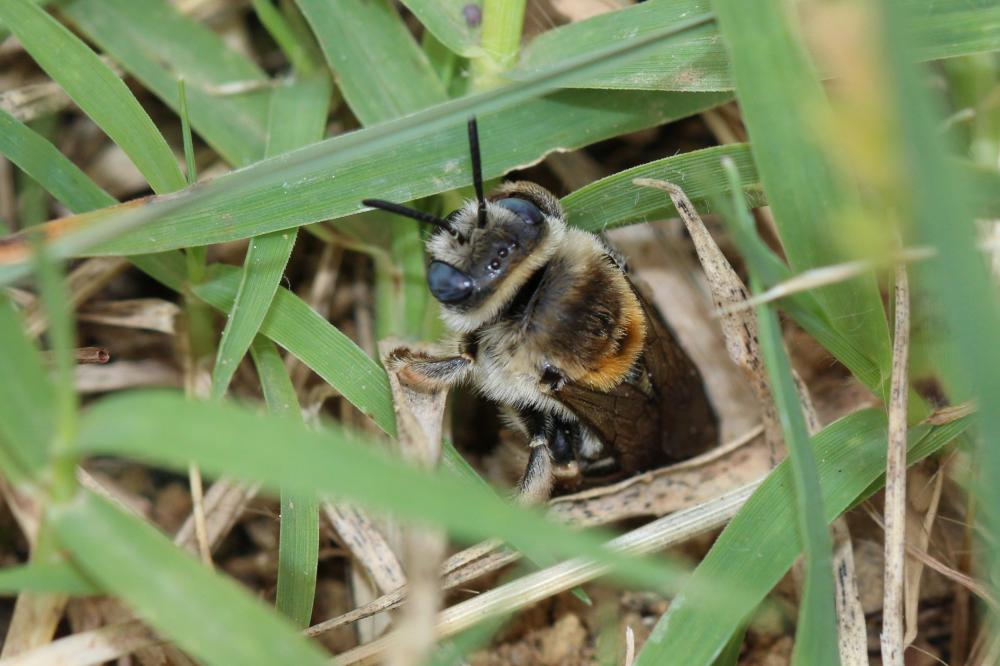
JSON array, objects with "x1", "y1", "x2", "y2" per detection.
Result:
[
  {"x1": 383, "y1": 347, "x2": 473, "y2": 390},
  {"x1": 512, "y1": 408, "x2": 555, "y2": 504},
  {"x1": 517, "y1": 437, "x2": 554, "y2": 505}
]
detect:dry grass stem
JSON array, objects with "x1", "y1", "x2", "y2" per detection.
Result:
[
  {"x1": 623, "y1": 625, "x2": 636, "y2": 666},
  {"x1": 0, "y1": 594, "x2": 69, "y2": 659},
  {"x1": 187, "y1": 463, "x2": 213, "y2": 567},
  {"x1": 77, "y1": 298, "x2": 181, "y2": 334},
  {"x1": 25, "y1": 257, "x2": 129, "y2": 337},
  {"x1": 306, "y1": 424, "x2": 765, "y2": 638},
  {"x1": 548, "y1": 424, "x2": 765, "y2": 524},
  {"x1": 712, "y1": 239, "x2": 1000, "y2": 317},
  {"x1": 335, "y1": 482, "x2": 760, "y2": 664},
  {"x1": 0, "y1": 619, "x2": 158, "y2": 666},
  {"x1": 832, "y1": 520, "x2": 870, "y2": 666},
  {"x1": 288, "y1": 242, "x2": 343, "y2": 389},
  {"x1": 881, "y1": 264, "x2": 910, "y2": 666},
  {"x1": 323, "y1": 503, "x2": 406, "y2": 594},
  {"x1": 903, "y1": 463, "x2": 945, "y2": 646},
  {"x1": 0, "y1": 81, "x2": 74, "y2": 123},
  {"x1": 174, "y1": 478, "x2": 260, "y2": 553},
  {"x1": 72, "y1": 347, "x2": 110, "y2": 364},
  {"x1": 864, "y1": 503, "x2": 998, "y2": 610},
  {"x1": 75, "y1": 360, "x2": 181, "y2": 393}
]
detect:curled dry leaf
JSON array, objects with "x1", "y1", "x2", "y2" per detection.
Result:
[{"x1": 380, "y1": 340, "x2": 450, "y2": 666}]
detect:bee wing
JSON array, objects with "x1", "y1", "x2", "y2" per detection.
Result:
[{"x1": 553, "y1": 278, "x2": 718, "y2": 473}]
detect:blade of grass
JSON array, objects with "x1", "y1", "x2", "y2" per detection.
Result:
[
  {"x1": 297, "y1": 0, "x2": 447, "y2": 339},
  {"x1": 879, "y1": 0, "x2": 1000, "y2": 620},
  {"x1": 710, "y1": 0, "x2": 892, "y2": 400},
  {"x1": 0, "y1": 294, "x2": 52, "y2": 481},
  {"x1": 518, "y1": 0, "x2": 1000, "y2": 92},
  {"x1": 297, "y1": 0, "x2": 447, "y2": 123},
  {"x1": 14, "y1": 115, "x2": 57, "y2": 228},
  {"x1": 0, "y1": 0, "x2": 185, "y2": 194},
  {"x1": 754, "y1": 297, "x2": 837, "y2": 664},
  {"x1": 77, "y1": 390, "x2": 703, "y2": 598},
  {"x1": 61, "y1": 0, "x2": 272, "y2": 166},
  {"x1": 519, "y1": 0, "x2": 723, "y2": 91},
  {"x1": 177, "y1": 80, "x2": 197, "y2": 186},
  {"x1": 0, "y1": 86, "x2": 728, "y2": 268},
  {"x1": 634, "y1": 410, "x2": 973, "y2": 665},
  {"x1": 250, "y1": 338, "x2": 318, "y2": 629},
  {"x1": 139, "y1": 253, "x2": 396, "y2": 435},
  {"x1": 562, "y1": 144, "x2": 759, "y2": 232},
  {"x1": 0, "y1": 110, "x2": 395, "y2": 437},
  {"x1": 402, "y1": 0, "x2": 482, "y2": 58},
  {"x1": 0, "y1": 563, "x2": 97, "y2": 596},
  {"x1": 30, "y1": 238, "x2": 77, "y2": 503},
  {"x1": 0, "y1": 8, "x2": 723, "y2": 269},
  {"x1": 0, "y1": 108, "x2": 116, "y2": 212},
  {"x1": 711, "y1": 158, "x2": 885, "y2": 418},
  {"x1": 472, "y1": 0, "x2": 526, "y2": 90},
  {"x1": 210, "y1": 75, "x2": 330, "y2": 399},
  {"x1": 251, "y1": 0, "x2": 317, "y2": 76},
  {"x1": 51, "y1": 491, "x2": 330, "y2": 666}
]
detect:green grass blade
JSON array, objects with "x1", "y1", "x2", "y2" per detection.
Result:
[
  {"x1": 0, "y1": 108, "x2": 116, "y2": 212},
  {"x1": 710, "y1": 160, "x2": 886, "y2": 405},
  {"x1": 61, "y1": 0, "x2": 271, "y2": 167},
  {"x1": 210, "y1": 76, "x2": 330, "y2": 399},
  {"x1": 250, "y1": 338, "x2": 318, "y2": 629},
  {"x1": 202, "y1": 263, "x2": 395, "y2": 433},
  {"x1": 0, "y1": 0, "x2": 185, "y2": 194},
  {"x1": 1, "y1": 87, "x2": 725, "y2": 268},
  {"x1": 298, "y1": 0, "x2": 446, "y2": 338},
  {"x1": 251, "y1": 0, "x2": 317, "y2": 76},
  {"x1": 402, "y1": 0, "x2": 482, "y2": 57},
  {"x1": 755, "y1": 305, "x2": 836, "y2": 664},
  {"x1": 518, "y1": 0, "x2": 1000, "y2": 92},
  {"x1": 51, "y1": 491, "x2": 329, "y2": 666},
  {"x1": 31, "y1": 239, "x2": 78, "y2": 502},
  {"x1": 0, "y1": 294, "x2": 53, "y2": 480},
  {"x1": 124, "y1": 252, "x2": 397, "y2": 435},
  {"x1": 77, "y1": 390, "x2": 697, "y2": 596},
  {"x1": 177, "y1": 80, "x2": 197, "y2": 186},
  {"x1": 562, "y1": 143, "x2": 755, "y2": 232},
  {"x1": 519, "y1": 0, "x2": 724, "y2": 91},
  {"x1": 209, "y1": 229, "x2": 297, "y2": 399},
  {"x1": 879, "y1": 0, "x2": 1000, "y2": 612},
  {"x1": 297, "y1": 0, "x2": 447, "y2": 124},
  {"x1": 719, "y1": 155, "x2": 837, "y2": 661},
  {"x1": 0, "y1": 563, "x2": 98, "y2": 596},
  {"x1": 908, "y1": 5, "x2": 1000, "y2": 62},
  {"x1": 0, "y1": 10, "x2": 726, "y2": 270},
  {"x1": 710, "y1": 0, "x2": 892, "y2": 399},
  {"x1": 634, "y1": 409, "x2": 972, "y2": 665}
]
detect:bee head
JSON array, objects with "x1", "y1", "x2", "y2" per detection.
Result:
[
  {"x1": 361, "y1": 119, "x2": 566, "y2": 332},
  {"x1": 423, "y1": 182, "x2": 566, "y2": 330}
]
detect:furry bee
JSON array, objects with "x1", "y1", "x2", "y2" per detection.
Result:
[{"x1": 364, "y1": 119, "x2": 718, "y2": 502}]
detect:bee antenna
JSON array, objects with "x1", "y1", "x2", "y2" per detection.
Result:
[
  {"x1": 362, "y1": 199, "x2": 463, "y2": 240},
  {"x1": 467, "y1": 118, "x2": 487, "y2": 228}
]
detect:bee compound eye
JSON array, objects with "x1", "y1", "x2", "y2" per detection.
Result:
[
  {"x1": 496, "y1": 197, "x2": 543, "y2": 225},
  {"x1": 427, "y1": 261, "x2": 474, "y2": 303}
]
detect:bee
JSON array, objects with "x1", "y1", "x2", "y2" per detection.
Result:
[{"x1": 364, "y1": 119, "x2": 718, "y2": 502}]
